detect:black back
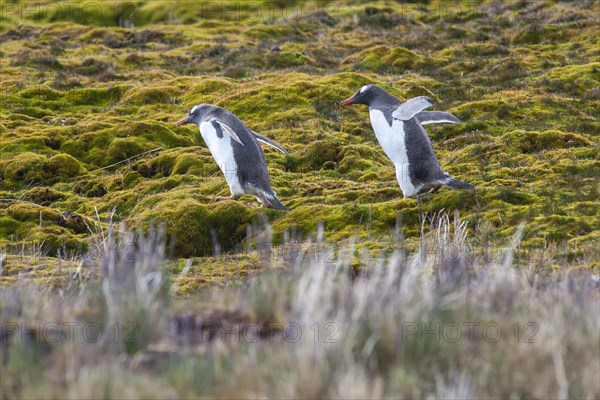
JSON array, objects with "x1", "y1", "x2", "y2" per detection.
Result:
[{"x1": 403, "y1": 119, "x2": 446, "y2": 187}]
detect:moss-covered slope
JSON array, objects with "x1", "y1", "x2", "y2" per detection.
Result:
[{"x1": 1, "y1": 0, "x2": 598, "y2": 259}]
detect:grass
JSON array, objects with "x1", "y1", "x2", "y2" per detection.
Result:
[
  {"x1": 0, "y1": 1, "x2": 599, "y2": 397},
  {"x1": 0, "y1": 0, "x2": 598, "y2": 261},
  {"x1": 1, "y1": 212, "x2": 599, "y2": 398}
]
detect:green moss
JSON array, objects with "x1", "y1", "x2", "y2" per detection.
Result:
[
  {"x1": 66, "y1": 87, "x2": 122, "y2": 105},
  {"x1": 29, "y1": 3, "x2": 119, "y2": 26},
  {"x1": 502, "y1": 130, "x2": 592, "y2": 154},
  {"x1": 404, "y1": 86, "x2": 438, "y2": 101},
  {"x1": 1, "y1": 153, "x2": 84, "y2": 189},
  {"x1": 129, "y1": 121, "x2": 193, "y2": 148},
  {"x1": 73, "y1": 179, "x2": 107, "y2": 198},
  {"x1": 123, "y1": 87, "x2": 179, "y2": 105},
  {"x1": 10, "y1": 106, "x2": 52, "y2": 118},
  {"x1": 106, "y1": 137, "x2": 152, "y2": 164},
  {"x1": 123, "y1": 171, "x2": 143, "y2": 188},
  {"x1": 75, "y1": 58, "x2": 115, "y2": 76},
  {"x1": 8, "y1": 203, "x2": 64, "y2": 224},
  {"x1": 338, "y1": 145, "x2": 383, "y2": 179},
  {"x1": 357, "y1": 172, "x2": 379, "y2": 182},
  {"x1": 268, "y1": 51, "x2": 314, "y2": 68},
  {"x1": 0, "y1": 216, "x2": 20, "y2": 236},
  {"x1": 244, "y1": 24, "x2": 300, "y2": 39},
  {"x1": 20, "y1": 188, "x2": 67, "y2": 206},
  {"x1": 296, "y1": 140, "x2": 341, "y2": 172},
  {"x1": 495, "y1": 188, "x2": 536, "y2": 205},
  {"x1": 172, "y1": 153, "x2": 210, "y2": 176},
  {"x1": 511, "y1": 25, "x2": 569, "y2": 45},
  {"x1": 0, "y1": 0, "x2": 598, "y2": 264},
  {"x1": 538, "y1": 62, "x2": 600, "y2": 96},
  {"x1": 343, "y1": 45, "x2": 425, "y2": 73},
  {"x1": 20, "y1": 86, "x2": 62, "y2": 100},
  {"x1": 451, "y1": 99, "x2": 508, "y2": 119},
  {"x1": 47, "y1": 154, "x2": 86, "y2": 179},
  {"x1": 135, "y1": 199, "x2": 268, "y2": 257},
  {"x1": 147, "y1": 152, "x2": 178, "y2": 176},
  {"x1": 1, "y1": 136, "x2": 53, "y2": 156}
]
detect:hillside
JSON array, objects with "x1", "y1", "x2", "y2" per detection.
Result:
[
  {"x1": 0, "y1": 0, "x2": 599, "y2": 272},
  {"x1": 1, "y1": 1, "x2": 599, "y2": 398}
]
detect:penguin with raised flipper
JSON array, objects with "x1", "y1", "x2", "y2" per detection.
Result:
[{"x1": 341, "y1": 84, "x2": 474, "y2": 198}]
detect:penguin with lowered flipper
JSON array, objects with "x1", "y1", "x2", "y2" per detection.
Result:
[{"x1": 177, "y1": 104, "x2": 288, "y2": 209}]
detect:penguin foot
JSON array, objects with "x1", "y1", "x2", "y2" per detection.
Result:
[{"x1": 416, "y1": 193, "x2": 431, "y2": 201}]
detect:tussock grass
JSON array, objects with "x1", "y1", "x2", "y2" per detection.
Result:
[{"x1": 1, "y1": 212, "x2": 598, "y2": 399}]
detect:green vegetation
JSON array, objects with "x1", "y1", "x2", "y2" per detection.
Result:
[
  {"x1": 1, "y1": 1, "x2": 599, "y2": 396},
  {"x1": 0, "y1": 1, "x2": 598, "y2": 261},
  {"x1": 0, "y1": 1, "x2": 600, "y2": 266}
]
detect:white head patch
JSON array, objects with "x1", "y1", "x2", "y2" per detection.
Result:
[
  {"x1": 190, "y1": 105, "x2": 199, "y2": 114},
  {"x1": 359, "y1": 85, "x2": 371, "y2": 95}
]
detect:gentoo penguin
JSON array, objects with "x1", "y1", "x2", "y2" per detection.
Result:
[
  {"x1": 177, "y1": 104, "x2": 288, "y2": 209},
  {"x1": 340, "y1": 84, "x2": 474, "y2": 198}
]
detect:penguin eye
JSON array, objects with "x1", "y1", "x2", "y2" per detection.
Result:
[{"x1": 359, "y1": 85, "x2": 369, "y2": 95}]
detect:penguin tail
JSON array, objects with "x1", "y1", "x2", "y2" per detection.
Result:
[
  {"x1": 441, "y1": 176, "x2": 475, "y2": 191},
  {"x1": 263, "y1": 193, "x2": 288, "y2": 210}
]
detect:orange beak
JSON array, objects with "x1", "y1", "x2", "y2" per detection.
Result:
[
  {"x1": 340, "y1": 96, "x2": 355, "y2": 106},
  {"x1": 176, "y1": 117, "x2": 190, "y2": 126}
]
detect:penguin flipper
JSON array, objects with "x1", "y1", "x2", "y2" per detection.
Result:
[
  {"x1": 210, "y1": 119, "x2": 244, "y2": 145},
  {"x1": 252, "y1": 130, "x2": 290, "y2": 155},
  {"x1": 392, "y1": 96, "x2": 435, "y2": 121},
  {"x1": 415, "y1": 111, "x2": 460, "y2": 125}
]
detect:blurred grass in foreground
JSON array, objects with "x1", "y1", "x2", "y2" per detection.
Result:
[{"x1": 1, "y1": 212, "x2": 598, "y2": 399}]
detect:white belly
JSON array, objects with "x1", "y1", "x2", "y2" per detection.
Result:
[
  {"x1": 369, "y1": 109, "x2": 417, "y2": 198},
  {"x1": 199, "y1": 122, "x2": 244, "y2": 196}
]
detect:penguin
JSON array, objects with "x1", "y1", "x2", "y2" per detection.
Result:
[
  {"x1": 340, "y1": 84, "x2": 474, "y2": 198},
  {"x1": 177, "y1": 104, "x2": 288, "y2": 209}
]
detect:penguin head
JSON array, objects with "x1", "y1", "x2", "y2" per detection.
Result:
[
  {"x1": 340, "y1": 84, "x2": 380, "y2": 106},
  {"x1": 177, "y1": 104, "x2": 207, "y2": 126}
]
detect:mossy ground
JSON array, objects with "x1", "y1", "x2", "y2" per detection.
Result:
[{"x1": 1, "y1": 0, "x2": 599, "y2": 281}]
